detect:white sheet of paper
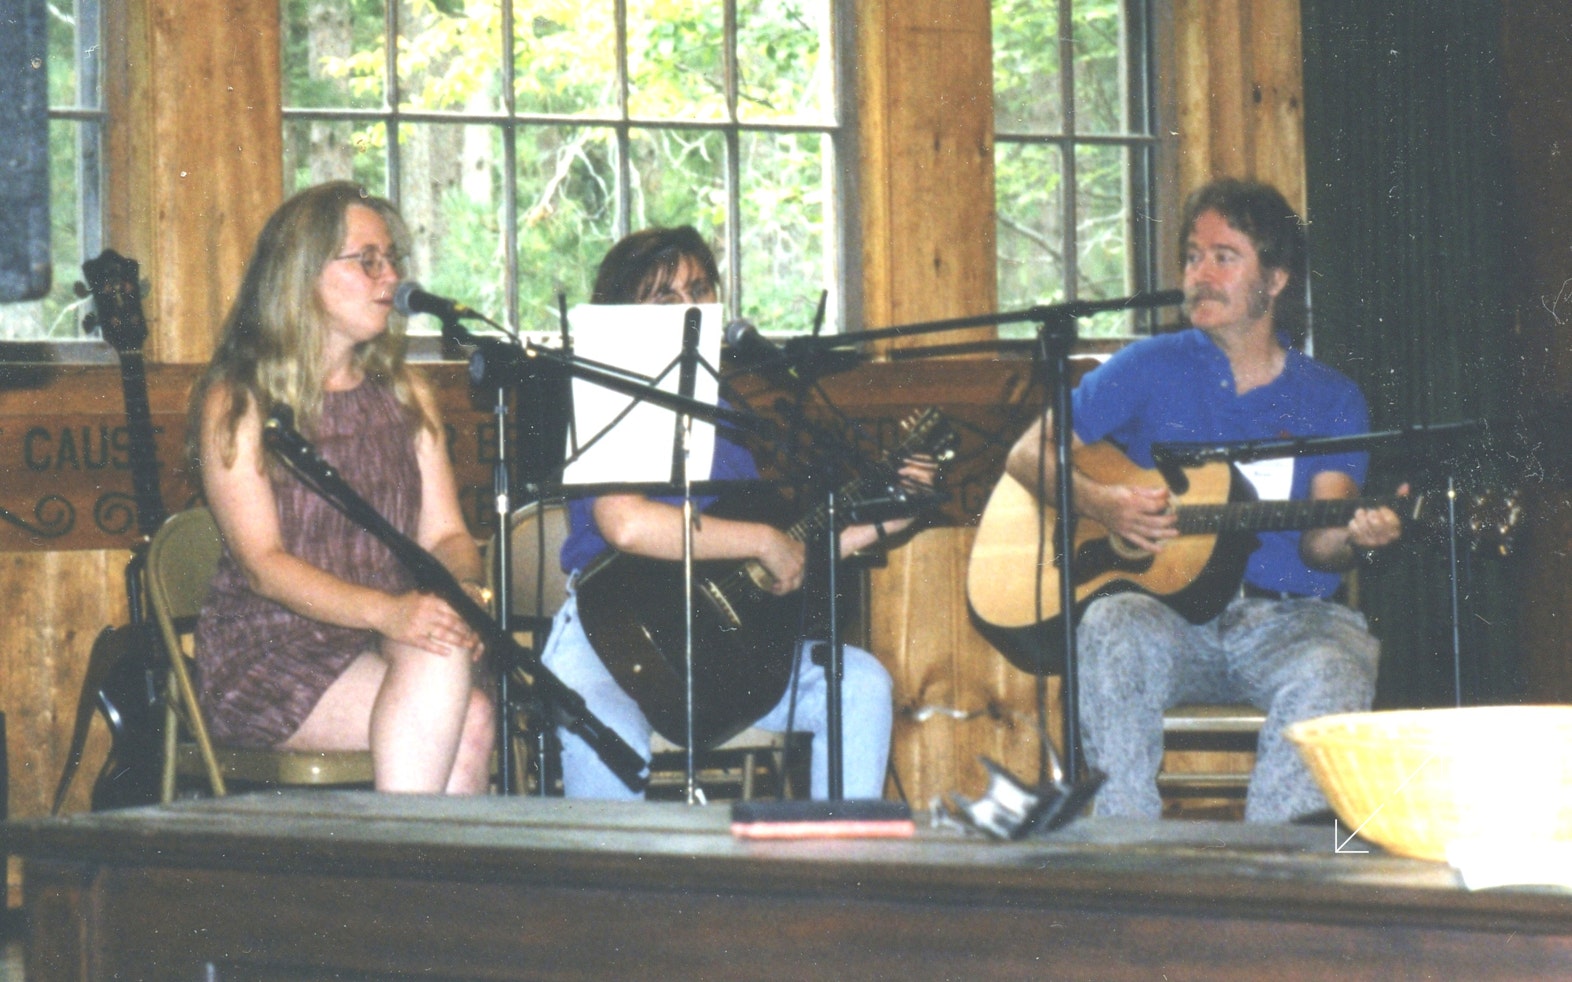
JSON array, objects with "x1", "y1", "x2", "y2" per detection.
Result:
[
  {"x1": 1236, "y1": 456, "x2": 1294, "y2": 502},
  {"x1": 560, "y1": 303, "x2": 722, "y2": 487}
]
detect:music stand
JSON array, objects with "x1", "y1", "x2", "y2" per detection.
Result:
[
  {"x1": 529, "y1": 325, "x2": 930, "y2": 803},
  {"x1": 497, "y1": 307, "x2": 789, "y2": 803},
  {"x1": 434, "y1": 303, "x2": 763, "y2": 799}
]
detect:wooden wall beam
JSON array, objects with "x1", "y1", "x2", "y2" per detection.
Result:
[
  {"x1": 105, "y1": 0, "x2": 284, "y2": 365},
  {"x1": 856, "y1": 0, "x2": 998, "y2": 347},
  {"x1": 1173, "y1": 0, "x2": 1305, "y2": 214}
]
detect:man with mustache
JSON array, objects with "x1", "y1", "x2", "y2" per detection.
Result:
[{"x1": 1004, "y1": 177, "x2": 1403, "y2": 823}]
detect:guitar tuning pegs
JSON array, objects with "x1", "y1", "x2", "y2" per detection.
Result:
[
  {"x1": 82, "y1": 312, "x2": 98, "y2": 334},
  {"x1": 72, "y1": 281, "x2": 88, "y2": 299}
]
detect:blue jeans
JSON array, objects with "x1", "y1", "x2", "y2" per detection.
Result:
[
  {"x1": 541, "y1": 588, "x2": 893, "y2": 800},
  {"x1": 1076, "y1": 592, "x2": 1379, "y2": 823}
]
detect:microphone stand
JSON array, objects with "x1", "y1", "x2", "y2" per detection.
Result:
[
  {"x1": 755, "y1": 395, "x2": 942, "y2": 801},
  {"x1": 674, "y1": 307, "x2": 703, "y2": 804},
  {"x1": 445, "y1": 314, "x2": 553, "y2": 796},
  {"x1": 260, "y1": 406, "x2": 649, "y2": 791},
  {"x1": 782, "y1": 291, "x2": 1183, "y2": 786}
]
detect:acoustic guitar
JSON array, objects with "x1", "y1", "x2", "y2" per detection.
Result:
[
  {"x1": 576, "y1": 409, "x2": 957, "y2": 750},
  {"x1": 52, "y1": 250, "x2": 169, "y2": 812},
  {"x1": 967, "y1": 441, "x2": 1518, "y2": 674}
]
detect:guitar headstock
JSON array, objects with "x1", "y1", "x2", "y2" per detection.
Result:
[
  {"x1": 1408, "y1": 485, "x2": 1523, "y2": 558},
  {"x1": 1465, "y1": 487, "x2": 1523, "y2": 558},
  {"x1": 897, "y1": 408, "x2": 960, "y2": 465},
  {"x1": 77, "y1": 250, "x2": 148, "y2": 356}
]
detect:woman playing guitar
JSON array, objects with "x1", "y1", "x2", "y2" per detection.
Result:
[{"x1": 542, "y1": 227, "x2": 934, "y2": 800}]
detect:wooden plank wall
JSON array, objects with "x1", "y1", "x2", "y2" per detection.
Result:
[
  {"x1": 4, "y1": 0, "x2": 1314, "y2": 866},
  {"x1": 1173, "y1": 0, "x2": 1307, "y2": 213},
  {"x1": 855, "y1": 0, "x2": 1034, "y2": 808}
]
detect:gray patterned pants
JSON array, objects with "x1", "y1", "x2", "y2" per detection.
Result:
[{"x1": 1075, "y1": 591, "x2": 1379, "y2": 823}]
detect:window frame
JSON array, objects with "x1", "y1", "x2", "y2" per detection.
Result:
[
  {"x1": 16, "y1": 0, "x2": 111, "y2": 361},
  {"x1": 280, "y1": 0, "x2": 858, "y2": 348},
  {"x1": 991, "y1": 0, "x2": 1165, "y2": 340}
]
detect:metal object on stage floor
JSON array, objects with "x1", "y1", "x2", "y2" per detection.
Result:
[{"x1": 942, "y1": 753, "x2": 1105, "y2": 840}]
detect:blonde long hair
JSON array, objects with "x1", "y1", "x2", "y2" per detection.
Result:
[{"x1": 188, "y1": 181, "x2": 428, "y2": 473}]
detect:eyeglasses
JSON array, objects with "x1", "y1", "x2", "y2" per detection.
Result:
[{"x1": 332, "y1": 246, "x2": 403, "y2": 279}]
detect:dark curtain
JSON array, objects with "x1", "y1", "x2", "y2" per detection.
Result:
[{"x1": 1301, "y1": 0, "x2": 1522, "y2": 707}]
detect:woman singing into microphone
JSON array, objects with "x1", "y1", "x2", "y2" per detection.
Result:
[{"x1": 187, "y1": 181, "x2": 495, "y2": 794}]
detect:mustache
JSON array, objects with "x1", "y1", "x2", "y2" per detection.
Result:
[{"x1": 1184, "y1": 287, "x2": 1226, "y2": 307}]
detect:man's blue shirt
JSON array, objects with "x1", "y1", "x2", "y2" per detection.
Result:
[{"x1": 1070, "y1": 328, "x2": 1369, "y2": 598}]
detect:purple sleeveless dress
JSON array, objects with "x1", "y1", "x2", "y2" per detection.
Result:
[{"x1": 194, "y1": 382, "x2": 422, "y2": 747}]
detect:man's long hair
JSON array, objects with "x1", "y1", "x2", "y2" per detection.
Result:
[{"x1": 1180, "y1": 177, "x2": 1309, "y2": 345}]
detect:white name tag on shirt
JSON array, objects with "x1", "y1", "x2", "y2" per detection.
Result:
[{"x1": 1236, "y1": 456, "x2": 1294, "y2": 502}]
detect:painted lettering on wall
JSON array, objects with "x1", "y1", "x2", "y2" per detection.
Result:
[{"x1": 22, "y1": 425, "x2": 163, "y2": 473}]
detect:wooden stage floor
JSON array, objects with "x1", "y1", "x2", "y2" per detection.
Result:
[{"x1": 4, "y1": 792, "x2": 1571, "y2": 980}]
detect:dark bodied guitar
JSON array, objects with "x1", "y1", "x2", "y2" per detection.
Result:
[
  {"x1": 967, "y1": 441, "x2": 1519, "y2": 675},
  {"x1": 52, "y1": 250, "x2": 169, "y2": 812},
  {"x1": 575, "y1": 409, "x2": 957, "y2": 750}
]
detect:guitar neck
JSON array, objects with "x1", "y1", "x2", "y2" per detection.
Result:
[
  {"x1": 1175, "y1": 497, "x2": 1390, "y2": 535},
  {"x1": 783, "y1": 473, "x2": 891, "y2": 545},
  {"x1": 777, "y1": 409, "x2": 952, "y2": 545},
  {"x1": 115, "y1": 349, "x2": 167, "y2": 537}
]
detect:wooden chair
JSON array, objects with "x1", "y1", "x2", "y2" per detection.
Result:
[
  {"x1": 499, "y1": 500, "x2": 795, "y2": 800},
  {"x1": 1157, "y1": 573, "x2": 1359, "y2": 810},
  {"x1": 145, "y1": 507, "x2": 373, "y2": 802},
  {"x1": 1158, "y1": 703, "x2": 1266, "y2": 802}
]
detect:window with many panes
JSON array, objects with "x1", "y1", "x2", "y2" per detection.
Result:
[
  {"x1": 992, "y1": 0, "x2": 1160, "y2": 339},
  {"x1": 26, "y1": 2, "x2": 1161, "y2": 349},
  {"x1": 1, "y1": 0, "x2": 106, "y2": 347},
  {"x1": 282, "y1": 0, "x2": 849, "y2": 339}
]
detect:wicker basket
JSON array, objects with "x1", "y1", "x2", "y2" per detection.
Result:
[{"x1": 1286, "y1": 706, "x2": 1572, "y2": 862}]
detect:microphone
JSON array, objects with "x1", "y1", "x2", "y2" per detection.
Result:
[
  {"x1": 724, "y1": 318, "x2": 793, "y2": 374},
  {"x1": 393, "y1": 281, "x2": 479, "y2": 323}
]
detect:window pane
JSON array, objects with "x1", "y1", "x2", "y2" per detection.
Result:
[
  {"x1": 398, "y1": 2, "x2": 502, "y2": 113},
  {"x1": 281, "y1": 0, "x2": 385, "y2": 110},
  {"x1": 283, "y1": 118, "x2": 390, "y2": 194},
  {"x1": 280, "y1": 0, "x2": 846, "y2": 340},
  {"x1": 8, "y1": 118, "x2": 89, "y2": 340},
  {"x1": 993, "y1": 0, "x2": 1063, "y2": 135},
  {"x1": 47, "y1": 0, "x2": 82, "y2": 107},
  {"x1": 1075, "y1": 143, "x2": 1132, "y2": 299},
  {"x1": 516, "y1": 1, "x2": 618, "y2": 116},
  {"x1": 396, "y1": 122, "x2": 506, "y2": 327},
  {"x1": 737, "y1": 0, "x2": 833, "y2": 124},
  {"x1": 628, "y1": 127, "x2": 726, "y2": 236},
  {"x1": 1072, "y1": 0, "x2": 1129, "y2": 135},
  {"x1": 1075, "y1": 144, "x2": 1137, "y2": 336},
  {"x1": 740, "y1": 130, "x2": 832, "y2": 332},
  {"x1": 627, "y1": 0, "x2": 725, "y2": 121},
  {"x1": 515, "y1": 124, "x2": 620, "y2": 329},
  {"x1": 995, "y1": 141, "x2": 1064, "y2": 333}
]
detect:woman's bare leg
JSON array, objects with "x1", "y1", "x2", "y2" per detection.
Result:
[{"x1": 281, "y1": 647, "x2": 493, "y2": 793}]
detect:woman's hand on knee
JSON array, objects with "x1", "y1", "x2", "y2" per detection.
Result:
[{"x1": 379, "y1": 591, "x2": 480, "y2": 657}]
